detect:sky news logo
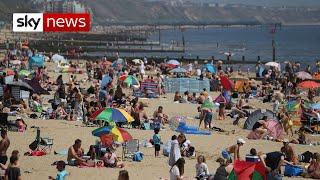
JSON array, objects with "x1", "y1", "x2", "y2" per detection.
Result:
[{"x1": 13, "y1": 13, "x2": 90, "y2": 32}]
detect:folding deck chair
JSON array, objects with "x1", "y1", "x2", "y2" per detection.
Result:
[
  {"x1": 29, "y1": 128, "x2": 54, "y2": 153},
  {"x1": 122, "y1": 139, "x2": 139, "y2": 161}
]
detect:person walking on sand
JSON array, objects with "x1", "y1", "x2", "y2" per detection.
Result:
[
  {"x1": 0, "y1": 129, "x2": 10, "y2": 166},
  {"x1": 221, "y1": 139, "x2": 245, "y2": 163}
]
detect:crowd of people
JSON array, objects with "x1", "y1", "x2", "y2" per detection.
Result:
[{"x1": 0, "y1": 40, "x2": 319, "y2": 180}]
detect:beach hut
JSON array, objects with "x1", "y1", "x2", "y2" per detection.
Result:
[{"x1": 29, "y1": 55, "x2": 44, "y2": 69}]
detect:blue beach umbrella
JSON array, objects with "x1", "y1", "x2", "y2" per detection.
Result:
[{"x1": 203, "y1": 64, "x2": 216, "y2": 74}]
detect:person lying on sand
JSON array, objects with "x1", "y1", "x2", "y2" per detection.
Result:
[
  {"x1": 221, "y1": 138, "x2": 245, "y2": 163},
  {"x1": 67, "y1": 139, "x2": 89, "y2": 166}
]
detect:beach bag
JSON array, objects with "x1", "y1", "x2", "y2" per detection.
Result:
[
  {"x1": 284, "y1": 164, "x2": 303, "y2": 176},
  {"x1": 133, "y1": 152, "x2": 144, "y2": 162}
]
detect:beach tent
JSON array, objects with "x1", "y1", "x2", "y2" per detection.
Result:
[
  {"x1": 243, "y1": 109, "x2": 278, "y2": 130},
  {"x1": 24, "y1": 78, "x2": 49, "y2": 95},
  {"x1": 51, "y1": 54, "x2": 67, "y2": 64},
  {"x1": 247, "y1": 120, "x2": 285, "y2": 140},
  {"x1": 29, "y1": 55, "x2": 44, "y2": 69},
  {"x1": 202, "y1": 64, "x2": 216, "y2": 74},
  {"x1": 228, "y1": 160, "x2": 266, "y2": 180}
]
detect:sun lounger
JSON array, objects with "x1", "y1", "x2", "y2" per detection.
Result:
[{"x1": 122, "y1": 139, "x2": 139, "y2": 161}]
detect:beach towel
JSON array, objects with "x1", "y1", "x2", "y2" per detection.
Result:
[
  {"x1": 54, "y1": 150, "x2": 68, "y2": 156},
  {"x1": 168, "y1": 140, "x2": 181, "y2": 166},
  {"x1": 78, "y1": 161, "x2": 104, "y2": 168}
]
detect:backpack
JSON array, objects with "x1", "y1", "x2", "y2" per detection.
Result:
[{"x1": 133, "y1": 152, "x2": 144, "y2": 162}]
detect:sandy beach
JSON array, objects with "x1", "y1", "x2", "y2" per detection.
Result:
[{"x1": 6, "y1": 67, "x2": 319, "y2": 180}]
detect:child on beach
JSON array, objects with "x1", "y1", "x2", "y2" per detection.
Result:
[
  {"x1": 195, "y1": 155, "x2": 210, "y2": 179},
  {"x1": 49, "y1": 160, "x2": 69, "y2": 180},
  {"x1": 102, "y1": 149, "x2": 124, "y2": 168},
  {"x1": 153, "y1": 128, "x2": 161, "y2": 157}
]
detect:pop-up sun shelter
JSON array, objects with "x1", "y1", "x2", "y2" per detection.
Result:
[
  {"x1": 243, "y1": 109, "x2": 278, "y2": 130},
  {"x1": 29, "y1": 55, "x2": 44, "y2": 69}
]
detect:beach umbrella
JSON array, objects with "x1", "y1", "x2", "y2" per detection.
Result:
[
  {"x1": 265, "y1": 62, "x2": 280, "y2": 71},
  {"x1": 90, "y1": 108, "x2": 134, "y2": 123},
  {"x1": 18, "y1": 70, "x2": 31, "y2": 77},
  {"x1": 203, "y1": 64, "x2": 216, "y2": 74},
  {"x1": 51, "y1": 54, "x2": 66, "y2": 63},
  {"x1": 124, "y1": 75, "x2": 140, "y2": 86},
  {"x1": 297, "y1": 81, "x2": 320, "y2": 89},
  {"x1": 265, "y1": 62, "x2": 279, "y2": 67},
  {"x1": 228, "y1": 160, "x2": 266, "y2": 180},
  {"x1": 167, "y1": 60, "x2": 180, "y2": 66},
  {"x1": 201, "y1": 99, "x2": 215, "y2": 110},
  {"x1": 101, "y1": 75, "x2": 112, "y2": 88},
  {"x1": 311, "y1": 103, "x2": 320, "y2": 110},
  {"x1": 132, "y1": 59, "x2": 143, "y2": 64},
  {"x1": 220, "y1": 76, "x2": 234, "y2": 91},
  {"x1": 92, "y1": 126, "x2": 133, "y2": 143},
  {"x1": 170, "y1": 67, "x2": 187, "y2": 73},
  {"x1": 165, "y1": 63, "x2": 177, "y2": 68},
  {"x1": 296, "y1": 71, "x2": 312, "y2": 80}
]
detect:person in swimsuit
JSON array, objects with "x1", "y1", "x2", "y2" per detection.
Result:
[
  {"x1": 221, "y1": 138, "x2": 245, "y2": 163},
  {"x1": 67, "y1": 139, "x2": 89, "y2": 166},
  {"x1": 0, "y1": 129, "x2": 10, "y2": 165},
  {"x1": 252, "y1": 116, "x2": 269, "y2": 139}
]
